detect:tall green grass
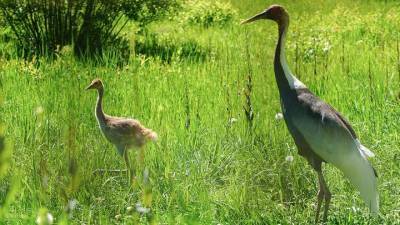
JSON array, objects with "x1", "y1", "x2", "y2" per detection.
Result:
[{"x1": 1, "y1": 0, "x2": 400, "y2": 224}]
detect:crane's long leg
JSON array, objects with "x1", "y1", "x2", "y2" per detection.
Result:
[
  {"x1": 322, "y1": 178, "x2": 331, "y2": 222},
  {"x1": 315, "y1": 185, "x2": 324, "y2": 223},
  {"x1": 124, "y1": 149, "x2": 134, "y2": 184},
  {"x1": 136, "y1": 147, "x2": 145, "y2": 167},
  {"x1": 316, "y1": 170, "x2": 331, "y2": 223}
]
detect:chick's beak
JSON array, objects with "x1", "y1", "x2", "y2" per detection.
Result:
[{"x1": 241, "y1": 11, "x2": 267, "y2": 25}]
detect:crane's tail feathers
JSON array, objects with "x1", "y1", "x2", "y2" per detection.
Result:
[
  {"x1": 144, "y1": 129, "x2": 158, "y2": 142},
  {"x1": 356, "y1": 139, "x2": 375, "y2": 158},
  {"x1": 360, "y1": 144, "x2": 375, "y2": 158},
  {"x1": 340, "y1": 154, "x2": 379, "y2": 214}
]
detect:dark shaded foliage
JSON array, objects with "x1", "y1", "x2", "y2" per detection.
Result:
[
  {"x1": 0, "y1": 0, "x2": 178, "y2": 59},
  {"x1": 134, "y1": 32, "x2": 209, "y2": 63}
]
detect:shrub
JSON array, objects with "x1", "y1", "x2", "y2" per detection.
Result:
[
  {"x1": 0, "y1": 27, "x2": 15, "y2": 59},
  {"x1": 0, "y1": 0, "x2": 179, "y2": 59},
  {"x1": 178, "y1": 0, "x2": 237, "y2": 28},
  {"x1": 121, "y1": 0, "x2": 180, "y2": 27}
]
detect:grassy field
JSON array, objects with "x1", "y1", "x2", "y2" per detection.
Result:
[{"x1": 1, "y1": 0, "x2": 400, "y2": 224}]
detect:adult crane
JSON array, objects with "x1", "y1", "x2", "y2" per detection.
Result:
[{"x1": 242, "y1": 5, "x2": 378, "y2": 223}]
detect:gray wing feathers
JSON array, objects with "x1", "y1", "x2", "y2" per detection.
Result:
[
  {"x1": 334, "y1": 110, "x2": 358, "y2": 139},
  {"x1": 292, "y1": 89, "x2": 377, "y2": 174},
  {"x1": 293, "y1": 91, "x2": 367, "y2": 163}
]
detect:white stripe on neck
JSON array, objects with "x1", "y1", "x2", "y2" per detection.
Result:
[{"x1": 280, "y1": 29, "x2": 306, "y2": 89}]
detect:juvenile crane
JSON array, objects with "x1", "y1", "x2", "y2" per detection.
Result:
[
  {"x1": 242, "y1": 5, "x2": 378, "y2": 222},
  {"x1": 86, "y1": 79, "x2": 157, "y2": 182}
]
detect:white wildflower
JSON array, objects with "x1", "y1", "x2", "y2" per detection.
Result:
[
  {"x1": 66, "y1": 199, "x2": 78, "y2": 212},
  {"x1": 36, "y1": 212, "x2": 54, "y2": 225},
  {"x1": 322, "y1": 41, "x2": 332, "y2": 54},
  {"x1": 275, "y1": 113, "x2": 283, "y2": 120},
  {"x1": 114, "y1": 214, "x2": 122, "y2": 220},
  {"x1": 185, "y1": 168, "x2": 190, "y2": 176},
  {"x1": 35, "y1": 106, "x2": 44, "y2": 116},
  {"x1": 46, "y1": 213, "x2": 54, "y2": 224},
  {"x1": 229, "y1": 117, "x2": 238, "y2": 124},
  {"x1": 351, "y1": 206, "x2": 360, "y2": 213},
  {"x1": 285, "y1": 155, "x2": 294, "y2": 162},
  {"x1": 135, "y1": 203, "x2": 150, "y2": 214},
  {"x1": 126, "y1": 206, "x2": 133, "y2": 213}
]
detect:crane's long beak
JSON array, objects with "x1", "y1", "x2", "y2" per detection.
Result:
[
  {"x1": 241, "y1": 11, "x2": 267, "y2": 25},
  {"x1": 85, "y1": 84, "x2": 93, "y2": 90}
]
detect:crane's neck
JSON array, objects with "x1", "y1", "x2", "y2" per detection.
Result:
[
  {"x1": 274, "y1": 22, "x2": 305, "y2": 96},
  {"x1": 96, "y1": 87, "x2": 107, "y2": 125}
]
